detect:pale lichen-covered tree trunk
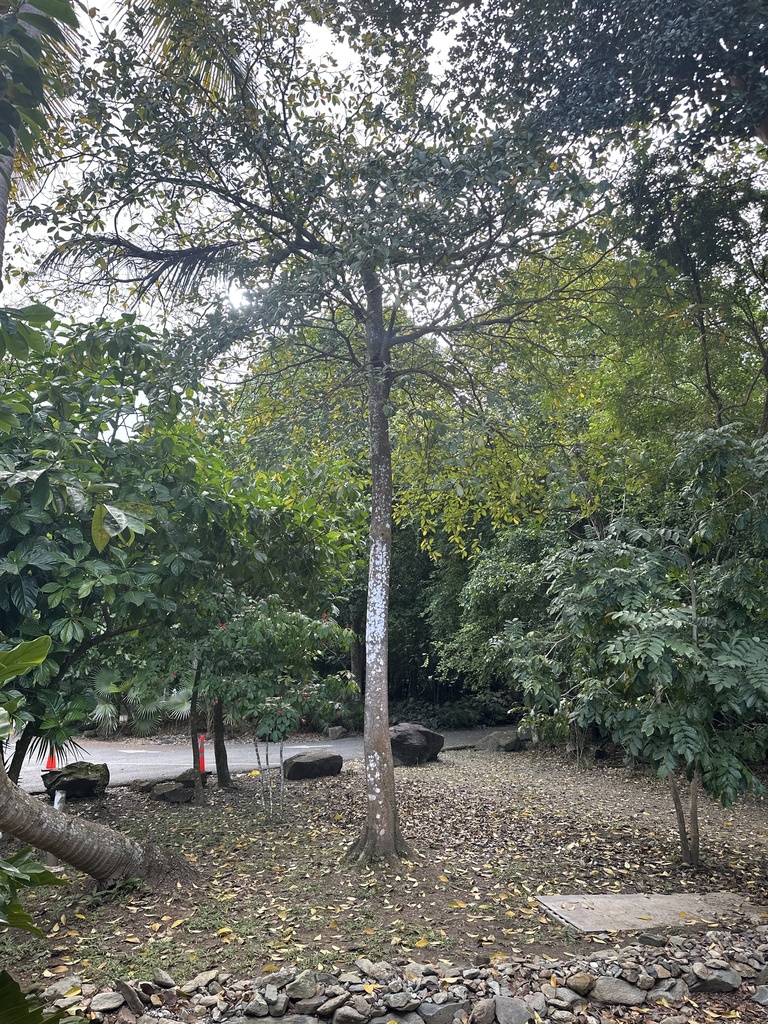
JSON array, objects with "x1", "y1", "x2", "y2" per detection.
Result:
[
  {"x1": 0, "y1": 759, "x2": 183, "y2": 884},
  {"x1": 347, "y1": 269, "x2": 409, "y2": 864}
]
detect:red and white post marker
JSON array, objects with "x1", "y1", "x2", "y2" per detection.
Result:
[{"x1": 198, "y1": 734, "x2": 205, "y2": 773}]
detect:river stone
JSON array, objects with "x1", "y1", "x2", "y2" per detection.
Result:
[
  {"x1": 524, "y1": 994, "x2": 547, "y2": 1018},
  {"x1": 42, "y1": 762, "x2": 110, "y2": 799},
  {"x1": 474, "y1": 729, "x2": 523, "y2": 753},
  {"x1": 283, "y1": 751, "x2": 343, "y2": 780},
  {"x1": 91, "y1": 992, "x2": 126, "y2": 1012},
  {"x1": 756, "y1": 966, "x2": 768, "y2": 986},
  {"x1": 286, "y1": 971, "x2": 318, "y2": 1000},
  {"x1": 752, "y1": 986, "x2": 768, "y2": 1007},
  {"x1": 245, "y1": 995, "x2": 270, "y2": 1017},
  {"x1": 153, "y1": 969, "x2": 176, "y2": 989},
  {"x1": 589, "y1": 977, "x2": 646, "y2": 1006},
  {"x1": 690, "y1": 964, "x2": 742, "y2": 993},
  {"x1": 390, "y1": 723, "x2": 444, "y2": 766},
  {"x1": 385, "y1": 994, "x2": 418, "y2": 1012},
  {"x1": 493, "y1": 995, "x2": 533, "y2": 1024}
]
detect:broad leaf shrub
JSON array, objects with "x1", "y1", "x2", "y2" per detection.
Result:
[{"x1": 505, "y1": 428, "x2": 768, "y2": 810}]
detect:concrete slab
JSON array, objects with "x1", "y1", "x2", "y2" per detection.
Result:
[{"x1": 537, "y1": 892, "x2": 768, "y2": 933}]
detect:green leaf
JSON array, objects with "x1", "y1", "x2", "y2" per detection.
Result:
[
  {"x1": 0, "y1": 637, "x2": 50, "y2": 684},
  {"x1": 0, "y1": 969, "x2": 67, "y2": 1022}
]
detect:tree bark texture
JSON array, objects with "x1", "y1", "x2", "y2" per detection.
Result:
[
  {"x1": 348, "y1": 269, "x2": 409, "y2": 865},
  {"x1": 0, "y1": 759, "x2": 182, "y2": 884},
  {"x1": 213, "y1": 697, "x2": 231, "y2": 788},
  {"x1": 189, "y1": 669, "x2": 204, "y2": 805}
]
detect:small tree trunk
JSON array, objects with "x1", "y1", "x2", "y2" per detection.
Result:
[
  {"x1": 347, "y1": 268, "x2": 409, "y2": 865},
  {"x1": 0, "y1": 759, "x2": 183, "y2": 884},
  {"x1": 668, "y1": 774, "x2": 692, "y2": 866},
  {"x1": 190, "y1": 662, "x2": 204, "y2": 806},
  {"x1": 213, "y1": 697, "x2": 231, "y2": 789},
  {"x1": 689, "y1": 772, "x2": 700, "y2": 870},
  {"x1": 7, "y1": 723, "x2": 35, "y2": 784}
]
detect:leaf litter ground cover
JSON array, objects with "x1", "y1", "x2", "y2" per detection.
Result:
[{"x1": 2, "y1": 748, "x2": 767, "y2": 991}]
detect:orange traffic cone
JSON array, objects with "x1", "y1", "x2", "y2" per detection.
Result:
[{"x1": 45, "y1": 750, "x2": 57, "y2": 770}]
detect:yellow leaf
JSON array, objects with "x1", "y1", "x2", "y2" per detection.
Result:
[
  {"x1": 125, "y1": 937, "x2": 140, "y2": 944},
  {"x1": 448, "y1": 901, "x2": 466, "y2": 909},
  {"x1": 216, "y1": 927, "x2": 233, "y2": 936},
  {"x1": 415, "y1": 938, "x2": 430, "y2": 948},
  {"x1": 363, "y1": 984, "x2": 377, "y2": 994},
  {"x1": 363, "y1": 927, "x2": 375, "y2": 935},
  {"x1": 438, "y1": 875, "x2": 449, "y2": 882},
  {"x1": 171, "y1": 919, "x2": 185, "y2": 928}
]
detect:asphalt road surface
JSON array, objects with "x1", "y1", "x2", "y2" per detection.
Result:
[{"x1": 17, "y1": 728, "x2": 491, "y2": 793}]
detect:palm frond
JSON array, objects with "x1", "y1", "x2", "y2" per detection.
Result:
[{"x1": 41, "y1": 234, "x2": 240, "y2": 299}]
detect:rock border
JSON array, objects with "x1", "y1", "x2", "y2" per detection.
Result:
[{"x1": 40, "y1": 925, "x2": 768, "y2": 1023}]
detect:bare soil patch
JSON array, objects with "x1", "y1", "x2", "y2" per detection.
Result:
[{"x1": 3, "y1": 748, "x2": 767, "y2": 989}]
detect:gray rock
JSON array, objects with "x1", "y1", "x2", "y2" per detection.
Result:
[
  {"x1": 417, "y1": 1003, "x2": 459, "y2": 1024},
  {"x1": 151, "y1": 781, "x2": 194, "y2": 803},
  {"x1": 523, "y1": 994, "x2": 546, "y2": 1018},
  {"x1": 283, "y1": 750, "x2": 343, "y2": 780},
  {"x1": 266, "y1": 985, "x2": 280, "y2": 1004},
  {"x1": 638, "y1": 933, "x2": 667, "y2": 948},
  {"x1": 636, "y1": 972, "x2": 655, "y2": 991},
  {"x1": 42, "y1": 977, "x2": 83, "y2": 1002},
  {"x1": 756, "y1": 966, "x2": 768, "y2": 986},
  {"x1": 328, "y1": 726, "x2": 347, "y2": 740},
  {"x1": 379, "y1": 1015, "x2": 423, "y2": 1024},
  {"x1": 589, "y1": 977, "x2": 646, "y2": 1006},
  {"x1": 385, "y1": 994, "x2": 419, "y2": 1012},
  {"x1": 245, "y1": 995, "x2": 270, "y2": 1017},
  {"x1": 272, "y1": 994, "x2": 290, "y2": 1016},
  {"x1": 91, "y1": 992, "x2": 126, "y2": 1013},
  {"x1": 334, "y1": 1008, "x2": 368, "y2": 1024},
  {"x1": 286, "y1": 971, "x2": 318, "y2": 1000},
  {"x1": 549, "y1": 1013, "x2": 575, "y2": 1024},
  {"x1": 277, "y1": 1017, "x2": 323, "y2": 1024},
  {"x1": 493, "y1": 995, "x2": 533, "y2": 1024},
  {"x1": 153, "y1": 969, "x2": 176, "y2": 989},
  {"x1": 114, "y1": 981, "x2": 145, "y2": 1015},
  {"x1": 646, "y1": 980, "x2": 690, "y2": 1004},
  {"x1": 181, "y1": 969, "x2": 218, "y2": 993},
  {"x1": 356, "y1": 960, "x2": 397, "y2": 983},
  {"x1": 255, "y1": 970, "x2": 297, "y2": 989},
  {"x1": 318, "y1": 995, "x2": 351, "y2": 1017},
  {"x1": 389, "y1": 723, "x2": 444, "y2": 766},
  {"x1": 296, "y1": 997, "x2": 330, "y2": 1015},
  {"x1": 468, "y1": 997, "x2": 495, "y2": 1024},
  {"x1": 42, "y1": 761, "x2": 110, "y2": 799},
  {"x1": 474, "y1": 729, "x2": 523, "y2": 753},
  {"x1": 52, "y1": 995, "x2": 84, "y2": 1010},
  {"x1": 752, "y1": 986, "x2": 768, "y2": 1007},
  {"x1": 173, "y1": 768, "x2": 211, "y2": 787},
  {"x1": 690, "y1": 963, "x2": 742, "y2": 993}
]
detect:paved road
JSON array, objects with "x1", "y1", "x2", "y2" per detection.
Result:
[{"x1": 17, "y1": 728, "x2": 491, "y2": 793}]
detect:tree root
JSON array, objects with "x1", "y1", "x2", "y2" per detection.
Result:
[{"x1": 345, "y1": 824, "x2": 413, "y2": 867}]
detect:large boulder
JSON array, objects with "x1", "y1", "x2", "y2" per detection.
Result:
[
  {"x1": 389, "y1": 723, "x2": 444, "y2": 766},
  {"x1": 283, "y1": 750, "x2": 343, "y2": 780},
  {"x1": 42, "y1": 761, "x2": 109, "y2": 799},
  {"x1": 474, "y1": 728, "x2": 523, "y2": 753}
]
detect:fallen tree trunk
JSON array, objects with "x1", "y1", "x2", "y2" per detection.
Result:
[{"x1": 0, "y1": 759, "x2": 188, "y2": 885}]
